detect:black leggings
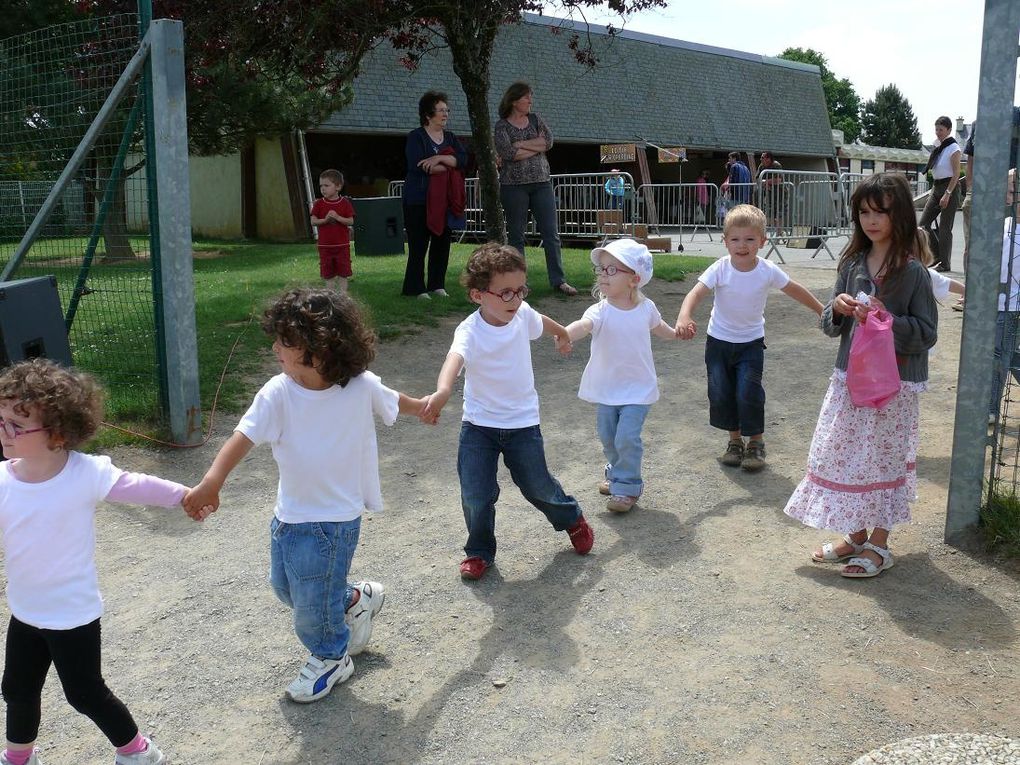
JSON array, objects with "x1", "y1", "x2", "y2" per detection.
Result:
[{"x1": 1, "y1": 616, "x2": 138, "y2": 746}]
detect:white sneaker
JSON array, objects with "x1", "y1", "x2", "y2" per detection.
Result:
[
  {"x1": 285, "y1": 654, "x2": 354, "y2": 703},
  {"x1": 114, "y1": 739, "x2": 166, "y2": 764},
  {"x1": 416, "y1": 292, "x2": 431, "y2": 300},
  {"x1": 1, "y1": 748, "x2": 42, "y2": 765},
  {"x1": 431, "y1": 288, "x2": 449, "y2": 297},
  {"x1": 345, "y1": 581, "x2": 385, "y2": 655}
]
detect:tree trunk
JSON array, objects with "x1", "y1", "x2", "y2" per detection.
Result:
[
  {"x1": 92, "y1": 153, "x2": 137, "y2": 261},
  {"x1": 444, "y1": 15, "x2": 505, "y2": 243},
  {"x1": 101, "y1": 175, "x2": 136, "y2": 260}
]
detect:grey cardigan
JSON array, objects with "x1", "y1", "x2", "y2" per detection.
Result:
[{"x1": 820, "y1": 255, "x2": 938, "y2": 383}]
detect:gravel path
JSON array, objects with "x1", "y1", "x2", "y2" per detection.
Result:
[{"x1": 10, "y1": 259, "x2": 1019, "y2": 764}]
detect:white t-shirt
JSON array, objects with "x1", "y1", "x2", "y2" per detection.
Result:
[
  {"x1": 0, "y1": 454, "x2": 110, "y2": 628},
  {"x1": 450, "y1": 301, "x2": 544, "y2": 428},
  {"x1": 927, "y1": 268, "x2": 953, "y2": 301},
  {"x1": 578, "y1": 299, "x2": 662, "y2": 405},
  {"x1": 931, "y1": 142, "x2": 961, "y2": 181},
  {"x1": 236, "y1": 371, "x2": 399, "y2": 523},
  {"x1": 699, "y1": 256, "x2": 790, "y2": 342},
  {"x1": 999, "y1": 217, "x2": 1020, "y2": 312}
]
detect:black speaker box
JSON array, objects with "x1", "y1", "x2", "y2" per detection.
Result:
[{"x1": 0, "y1": 275, "x2": 72, "y2": 367}]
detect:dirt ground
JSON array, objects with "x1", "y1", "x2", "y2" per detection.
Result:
[{"x1": 13, "y1": 259, "x2": 1020, "y2": 765}]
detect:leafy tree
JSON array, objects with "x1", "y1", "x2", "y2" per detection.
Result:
[
  {"x1": 372, "y1": 1, "x2": 669, "y2": 240},
  {"x1": 777, "y1": 47, "x2": 862, "y2": 144},
  {"x1": 861, "y1": 84, "x2": 922, "y2": 149},
  {"x1": 0, "y1": 0, "x2": 78, "y2": 40}
]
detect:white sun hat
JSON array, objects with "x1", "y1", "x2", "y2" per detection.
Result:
[{"x1": 590, "y1": 238, "x2": 653, "y2": 288}]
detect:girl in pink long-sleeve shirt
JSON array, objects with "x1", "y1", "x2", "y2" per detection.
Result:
[{"x1": 0, "y1": 359, "x2": 199, "y2": 765}]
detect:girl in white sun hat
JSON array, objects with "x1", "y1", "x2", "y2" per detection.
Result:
[{"x1": 563, "y1": 239, "x2": 679, "y2": 512}]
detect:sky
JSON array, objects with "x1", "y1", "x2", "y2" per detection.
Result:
[{"x1": 543, "y1": 0, "x2": 1019, "y2": 145}]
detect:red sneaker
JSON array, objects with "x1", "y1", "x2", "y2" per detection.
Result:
[
  {"x1": 566, "y1": 515, "x2": 594, "y2": 555},
  {"x1": 459, "y1": 556, "x2": 490, "y2": 580}
]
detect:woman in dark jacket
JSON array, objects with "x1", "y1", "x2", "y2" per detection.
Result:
[{"x1": 402, "y1": 90, "x2": 467, "y2": 298}]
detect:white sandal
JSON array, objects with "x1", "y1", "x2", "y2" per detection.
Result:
[
  {"x1": 812, "y1": 535, "x2": 865, "y2": 563},
  {"x1": 840, "y1": 542, "x2": 894, "y2": 578}
]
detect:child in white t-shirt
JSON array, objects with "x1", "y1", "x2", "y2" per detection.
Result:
[
  {"x1": 186, "y1": 288, "x2": 428, "y2": 704},
  {"x1": 0, "y1": 359, "x2": 194, "y2": 765},
  {"x1": 563, "y1": 239, "x2": 678, "y2": 513},
  {"x1": 675, "y1": 204, "x2": 823, "y2": 471},
  {"x1": 422, "y1": 243, "x2": 594, "y2": 581}
]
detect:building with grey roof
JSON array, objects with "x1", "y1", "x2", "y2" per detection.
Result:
[
  {"x1": 307, "y1": 12, "x2": 836, "y2": 189},
  {"x1": 181, "y1": 13, "x2": 836, "y2": 240}
]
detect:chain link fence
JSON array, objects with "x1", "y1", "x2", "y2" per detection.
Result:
[{"x1": 0, "y1": 14, "x2": 159, "y2": 420}]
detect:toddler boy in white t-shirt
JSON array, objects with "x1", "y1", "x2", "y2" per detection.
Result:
[
  {"x1": 423, "y1": 243, "x2": 594, "y2": 581},
  {"x1": 675, "y1": 204, "x2": 823, "y2": 471},
  {"x1": 186, "y1": 288, "x2": 428, "y2": 704}
]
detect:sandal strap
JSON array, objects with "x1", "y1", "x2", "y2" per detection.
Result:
[
  {"x1": 844, "y1": 555, "x2": 880, "y2": 574},
  {"x1": 861, "y1": 542, "x2": 891, "y2": 563},
  {"x1": 842, "y1": 535, "x2": 865, "y2": 552}
]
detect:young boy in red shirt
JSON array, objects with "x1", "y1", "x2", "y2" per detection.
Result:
[{"x1": 310, "y1": 169, "x2": 355, "y2": 291}]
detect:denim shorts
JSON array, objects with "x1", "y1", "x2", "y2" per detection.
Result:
[{"x1": 705, "y1": 334, "x2": 766, "y2": 436}]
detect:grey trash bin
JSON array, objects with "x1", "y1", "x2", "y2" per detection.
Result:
[{"x1": 352, "y1": 197, "x2": 405, "y2": 256}]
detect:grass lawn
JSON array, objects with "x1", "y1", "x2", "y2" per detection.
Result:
[{"x1": 66, "y1": 239, "x2": 712, "y2": 447}]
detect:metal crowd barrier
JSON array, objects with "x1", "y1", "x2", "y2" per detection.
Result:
[
  {"x1": 639, "y1": 183, "x2": 720, "y2": 241},
  {"x1": 384, "y1": 171, "x2": 929, "y2": 256},
  {"x1": 756, "y1": 169, "x2": 843, "y2": 263},
  {"x1": 385, "y1": 172, "x2": 639, "y2": 243}
]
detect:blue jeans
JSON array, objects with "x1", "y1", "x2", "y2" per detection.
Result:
[
  {"x1": 596, "y1": 404, "x2": 650, "y2": 497},
  {"x1": 458, "y1": 422, "x2": 581, "y2": 563},
  {"x1": 500, "y1": 181, "x2": 566, "y2": 288},
  {"x1": 990, "y1": 311, "x2": 1020, "y2": 416},
  {"x1": 269, "y1": 516, "x2": 360, "y2": 660},
  {"x1": 705, "y1": 335, "x2": 766, "y2": 437}
]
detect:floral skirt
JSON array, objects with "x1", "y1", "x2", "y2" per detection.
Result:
[{"x1": 783, "y1": 370, "x2": 924, "y2": 533}]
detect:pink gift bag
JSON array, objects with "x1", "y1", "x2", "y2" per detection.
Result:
[{"x1": 846, "y1": 309, "x2": 900, "y2": 409}]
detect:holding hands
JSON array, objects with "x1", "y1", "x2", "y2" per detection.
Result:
[
  {"x1": 675, "y1": 316, "x2": 697, "y2": 340},
  {"x1": 553, "y1": 333, "x2": 572, "y2": 356},
  {"x1": 421, "y1": 389, "x2": 450, "y2": 425},
  {"x1": 182, "y1": 482, "x2": 218, "y2": 521}
]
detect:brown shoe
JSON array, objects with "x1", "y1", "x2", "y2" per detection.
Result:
[
  {"x1": 606, "y1": 495, "x2": 637, "y2": 513},
  {"x1": 741, "y1": 440, "x2": 767, "y2": 471},
  {"x1": 720, "y1": 439, "x2": 745, "y2": 467}
]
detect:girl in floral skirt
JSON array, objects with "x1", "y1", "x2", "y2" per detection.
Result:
[{"x1": 784, "y1": 173, "x2": 938, "y2": 578}]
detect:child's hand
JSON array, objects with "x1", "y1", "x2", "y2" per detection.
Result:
[
  {"x1": 421, "y1": 390, "x2": 450, "y2": 425},
  {"x1": 675, "y1": 318, "x2": 697, "y2": 340},
  {"x1": 554, "y1": 334, "x2": 572, "y2": 356},
  {"x1": 850, "y1": 295, "x2": 883, "y2": 322},
  {"x1": 833, "y1": 293, "x2": 859, "y2": 317},
  {"x1": 183, "y1": 480, "x2": 220, "y2": 521},
  {"x1": 407, "y1": 395, "x2": 430, "y2": 421},
  {"x1": 855, "y1": 295, "x2": 885, "y2": 322}
]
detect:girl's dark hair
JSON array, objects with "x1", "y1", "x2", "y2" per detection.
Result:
[
  {"x1": 460, "y1": 242, "x2": 527, "y2": 291},
  {"x1": 935, "y1": 115, "x2": 952, "y2": 130},
  {"x1": 418, "y1": 91, "x2": 449, "y2": 127},
  {"x1": 262, "y1": 288, "x2": 376, "y2": 387},
  {"x1": 498, "y1": 81, "x2": 532, "y2": 119},
  {"x1": 839, "y1": 173, "x2": 927, "y2": 296},
  {"x1": 0, "y1": 358, "x2": 103, "y2": 449}
]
